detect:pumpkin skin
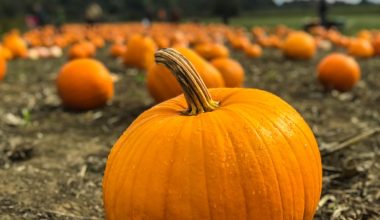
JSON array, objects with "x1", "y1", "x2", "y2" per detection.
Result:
[
  {"x1": 91, "y1": 36, "x2": 105, "y2": 48},
  {"x1": 147, "y1": 47, "x2": 225, "y2": 103},
  {"x1": 0, "y1": 58, "x2": 6, "y2": 81},
  {"x1": 109, "y1": 43, "x2": 127, "y2": 57},
  {"x1": 244, "y1": 44, "x2": 263, "y2": 58},
  {"x1": 282, "y1": 31, "x2": 316, "y2": 60},
  {"x1": 372, "y1": 37, "x2": 380, "y2": 56},
  {"x1": 0, "y1": 45, "x2": 13, "y2": 60},
  {"x1": 317, "y1": 53, "x2": 361, "y2": 91},
  {"x1": 211, "y1": 58, "x2": 245, "y2": 87},
  {"x1": 56, "y1": 58, "x2": 114, "y2": 110},
  {"x1": 153, "y1": 35, "x2": 170, "y2": 49},
  {"x1": 3, "y1": 31, "x2": 28, "y2": 58},
  {"x1": 123, "y1": 34, "x2": 157, "y2": 70},
  {"x1": 347, "y1": 38, "x2": 374, "y2": 58},
  {"x1": 69, "y1": 42, "x2": 96, "y2": 59},
  {"x1": 103, "y1": 48, "x2": 322, "y2": 220},
  {"x1": 194, "y1": 43, "x2": 229, "y2": 60}
]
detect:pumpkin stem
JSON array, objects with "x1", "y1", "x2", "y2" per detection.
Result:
[{"x1": 155, "y1": 48, "x2": 219, "y2": 115}]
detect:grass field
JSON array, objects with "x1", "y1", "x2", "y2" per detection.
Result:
[{"x1": 202, "y1": 5, "x2": 380, "y2": 34}]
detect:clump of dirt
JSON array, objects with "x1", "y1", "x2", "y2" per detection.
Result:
[{"x1": 0, "y1": 47, "x2": 379, "y2": 219}]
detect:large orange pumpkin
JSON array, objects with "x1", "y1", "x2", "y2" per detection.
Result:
[
  {"x1": 317, "y1": 53, "x2": 361, "y2": 91},
  {"x1": 0, "y1": 58, "x2": 6, "y2": 81},
  {"x1": 211, "y1": 57, "x2": 245, "y2": 87},
  {"x1": 56, "y1": 58, "x2": 114, "y2": 110},
  {"x1": 147, "y1": 47, "x2": 225, "y2": 103},
  {"x1": 103, "y1": 48, "x2": 322, "y2": 220},
  {"x1": 282, "y1": 31, "x2": 316, "y2": 59},
  {"x1": 123, "y1": 34, "x2": 157, "y2": 70},
  {"x1": 347, "y1": 38, "x2": 374, "y2": 58}
]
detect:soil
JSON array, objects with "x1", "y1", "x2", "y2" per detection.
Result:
[{"x1": 0, "y1": 47, "x2": 379, "y2": 220}]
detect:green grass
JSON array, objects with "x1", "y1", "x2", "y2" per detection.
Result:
[{"x1": 200, "y1": 5, "x2": 380, "y2": 35}]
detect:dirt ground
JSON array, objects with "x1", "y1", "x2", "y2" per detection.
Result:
[{"x1": 0, "y1": 47, "x2": 379, "y2": 220}]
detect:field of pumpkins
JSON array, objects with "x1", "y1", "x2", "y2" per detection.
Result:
[{"x1": 0, "y1": 22, "x2": 379, "y2": 219}]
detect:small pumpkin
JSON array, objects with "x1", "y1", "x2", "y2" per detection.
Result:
[
  {"x1": 82, "y1": 41, "x2": 96, "y2": 56},
  {"x1": 211, "y1": 57, "x2": 245, "y2": 87},
  {"x1": 123, "y1": 34, "x2": 157, "y2": 70},
  {"x1": 69, "y1": 44, "x2": 89, "y2": 59},
  {"x1": 244, "y1": 44, "x2": 263, "y2": 58},
  {"x1": 347, "y1": 38, "x2": 374, "y2": 58},
  {"x1": 356, "y1": 30, "x2": 372, "y2": 41},
  {"x1": 103, "y1": 48, "x2": 322, "y2": 220},
  {"x1": 0, "y1": 58, "x2": 7, "y2": 81},
  {"x1": 147, "y1": 47, "x2": 225, "y2": 103},
  {"x1": 194, "y1": 43, "x2": 229, "y2": 60},
  {"x1": 317, "y1": 53, "x2": 361, "y2": 91},
  {"x1": 109, "y1": 43, "x2": 127, "y2": 57},
  {"x1": 229, "y1": 35, "x2": 250, "y2": 50},
  {"x1": 56, "y1": 58, "x2": 114, "y2": 110},
  {"x1": 3, "y1": 30, "x2": 28, "y2": 58},
  {"x1": 68, "y1": 41, "x2": 96, "y2": 59},
  {"x1": 282, "y1": 31, "x2": 316, "y2": 59},
  {"x1": 153, "y1": 35, "x2": 170, "y2": 49},
  {"x1": 91, "y1": 36, "x2": 105, "y2": 48}
]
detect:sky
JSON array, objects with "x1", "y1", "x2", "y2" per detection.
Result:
[{"x1": 273, "y1": 0, "x2": 380, "y2": 6}]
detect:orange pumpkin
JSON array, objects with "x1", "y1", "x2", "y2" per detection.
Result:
[
  {"x1": 109, "y1": 43, "x2": 127, "y2": 57},
  {"x1": 3, "y1": 31, "x2": 28, "y2": 58},
  {"x1": 244, "y1": 44, "x2": 263, "y2": 58},
  {"x1": 372, "y1": 37, "x2": 380, "y2": 56},
  {"x1": 69, "y1": 44, "x2": 89, "y2": 59},
  {"x1": 56, "y1": 58, "x2": 114, "y2": 110},
  {"x1": 0, "y1": 58, "x2": 6, "y2": 81},
  {"x1": 356, "y1": 30, "x2": 372, "y2": 41},
  {"x1": 211, "y1": 57, "x2": 244, "y2": 87},
  {"x1": 282, "y1": 31, "x2": 316, "y2": 59},
  {"x1": 68, "y1": 41, "x2": 96, "y2": 59},
  {"x1": 153, "y1": 35, "x2": 170, "y2": 49},
  {"x1": 347, "y1": 38, "x2": 374, "y2": 58},
  {"x1": 0, "y1": 45, "x2": 13, "y2": 60},
  {"x1": 123, "y1": 34, "x2": 157, "y2": 70},
  {"x1": 147, "y1": 47, "x2": 225, "y2": 102},
  {"x1": 82, "y1": 41, "x2": 96, "y2": 56},
  {"x1": 103, "y1": 48, "x2": 322, "y2": 220},
  {"x1": 317, "y1": 53, "x2": 361, "y2": 91},
  {"x1": 229, "y1": 35, "x2": 250, "y2": 50},
  {"x1": 91, "y1": 37, "x2": 105, "y2": 48},
  {"x1": 194, "y1": 43, "x2": 229, "y2": 60}
]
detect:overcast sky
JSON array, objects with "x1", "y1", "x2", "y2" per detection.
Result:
[{"x1": 273, "y1": 0, "x2": 380, "y2": 6}]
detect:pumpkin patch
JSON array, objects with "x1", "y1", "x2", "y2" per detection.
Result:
[{"x1": 1, "y1": 5, "x2": 379, "y2": 220}]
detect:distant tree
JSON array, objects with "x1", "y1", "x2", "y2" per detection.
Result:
[{"x1": 214, "y1": 0, "x2": 240, "y2": 24}]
